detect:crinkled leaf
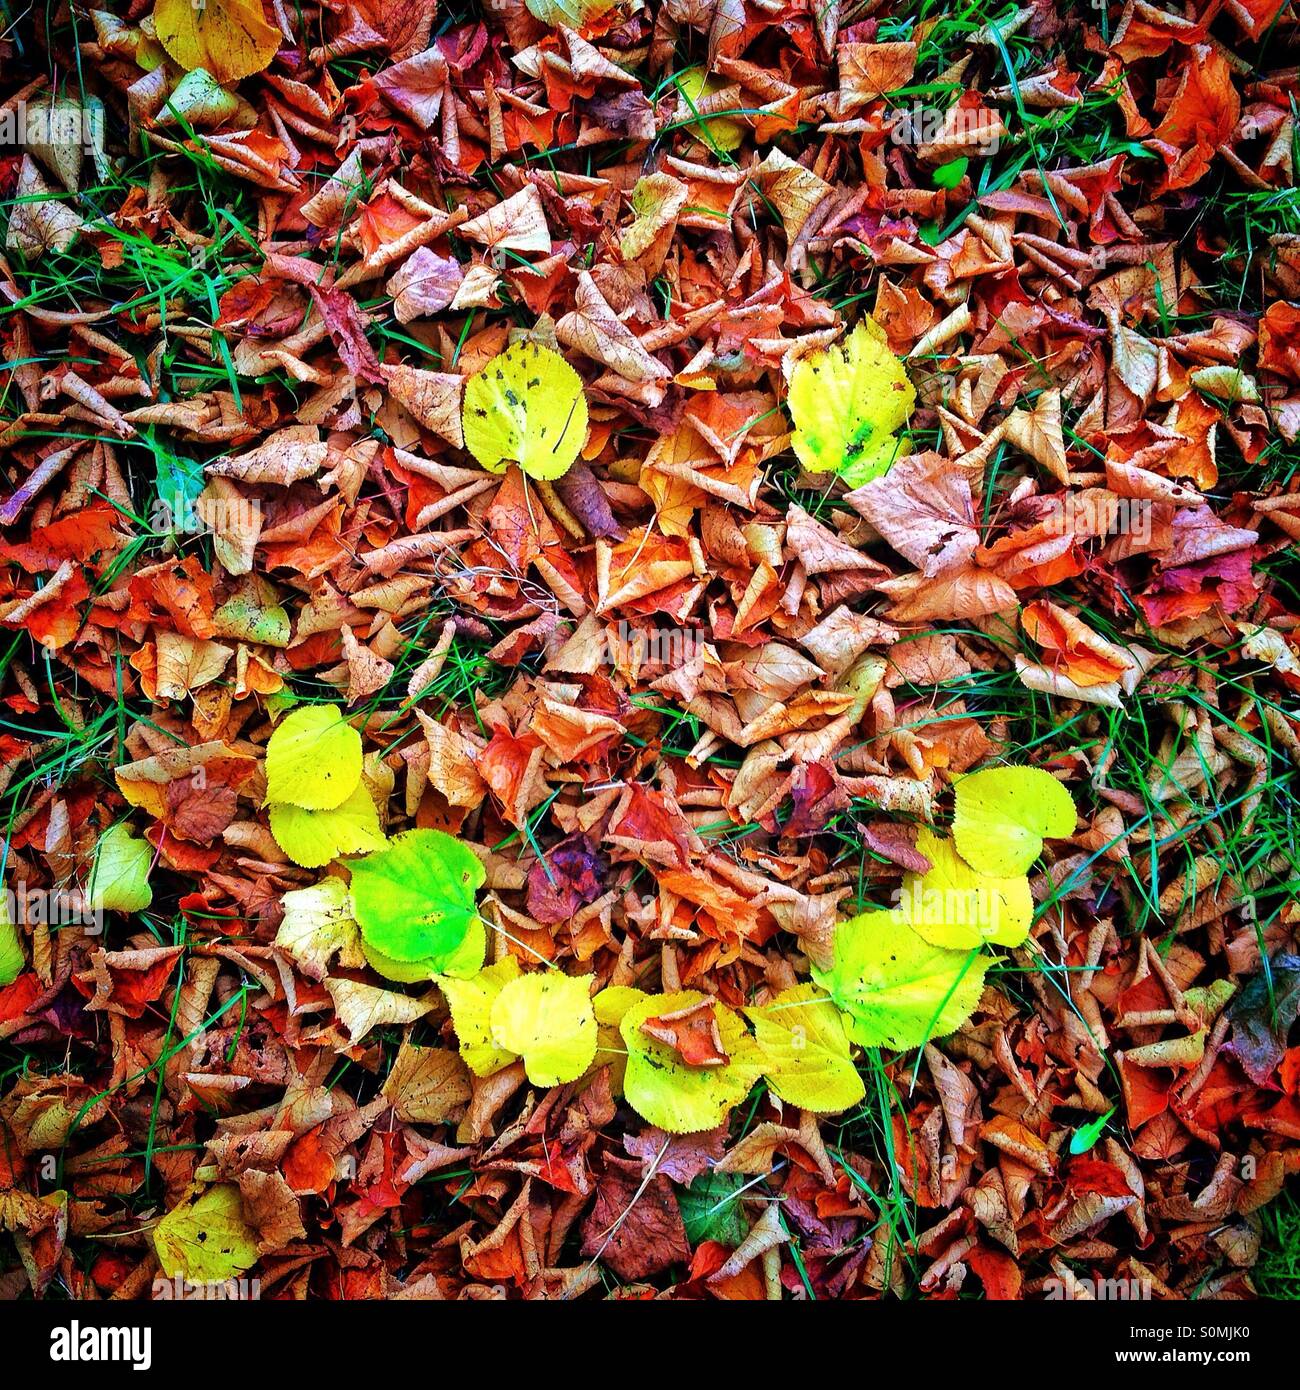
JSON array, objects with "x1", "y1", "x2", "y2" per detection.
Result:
[
  {"x1": 153, "y1": 0, "x2": 281, "y2": 84},
  {"x1": 274, "y1": 877, "x2": 364, "y2": 980},
  {"x1": 1226, "y1": 953, "x2": 1300, "y2": 1085}
]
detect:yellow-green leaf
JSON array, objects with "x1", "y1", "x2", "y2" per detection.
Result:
[
  {"x1": 461, "y1": 340, "x2": 588, "y2": 481},
  {"x1": 674, "y1": 67, "x2": 744, "y2": 153},
  {"x1": 952, "y1": 766, "x2": 1077, "y2": 877},
  {"x1": 489, "y1": 971, "x2": 597, "y2": 1087},
  {"x1": 811, "y1": 909, "x2": 987, "y2": 1051},
  {"x1": 348, "y1": 828, "x2": 484, "y2": 963},
  {"x1": 265, "y1": 703, "x2": 362, "y2": 811},
  {"x1": 152, "y1": 1184, "x2": 258, "y2": 1283},
  {"x1": 152, "y1": 0, "x2": 281, "y2": 85},
  {"x1": 267, "y1": 781, "x2": 385, "y2": 869},
  {"x1": 788, "y1": 318, "x2": 915, "y2": 487},
  {"x1": 87, "y1": 823, "x2": 153, "y2": 914},
  {"x1": 0, "y1": 888, "x2": 24, "y2": 986},
  {"x1": 524, "y1": 0, "x2": 616, "y2": 28},
  {"x1": 363, "y1": 916, "x2": 486, "y2": 984},
  {"x1": 745, "y1": 983, "x2": 865, "y2": 1113},
  {"x1": 591, "y1": 985, "x2": 646, "y2": 1095},
  {"x1": 900, "y1": 827, "x2": 1033, "y2": 949}
]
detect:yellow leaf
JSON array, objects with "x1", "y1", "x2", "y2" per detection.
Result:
[
  {"x1": 87, "y1": 823, "x2": 153, "y2": 914},
  {"x1": 811, "y1": 909, "x2": 987, "y2": 1051},
  {"x1": 152, "y1": 1185, "x2": 257, "y2": 1283},
  {"x1": 745, "y1": 983, "x2": 866, "y2": 1113},
  {"x1": 462, "y1": 340, "x2": 588, "y2": 481},
  {"x1": 0, "y1": 889, "x2": 24, "y2": 985},
  {"x1": 489, "y1": 971, "x2": 597, "y2": 1087},
  {"x1": 438, "y1": 957, "x2": 521, "y2": 1076},
  {"x1": 620, "y1": 990, "x2": 762, "y2": 1133},
  {"x1": 900, "y1": 827, "x2": 1033, "y2": 949},
  {"x1": 152, "y1": 0, "x2": 281, "y2": 84},
  {"x1": 952, "y1": 766, "x2": 1077, "y2": 877},
  {"x1": 591, "y1": 985, "x2": 647, "y2": 1095},
  {"x1": 788, "y1": 319, "x2": 915, "y2": 486},
  {"x1": 268, "y1": 781, "x2": 386, "y2": 868},
  {"x1": 265, "y1": 703, "x2": 362, "y2": 811}
]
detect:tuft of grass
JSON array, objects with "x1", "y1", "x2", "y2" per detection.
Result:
[{"x1": 1254, "y1": 1191, "x2": 1300, "y2": 1299}]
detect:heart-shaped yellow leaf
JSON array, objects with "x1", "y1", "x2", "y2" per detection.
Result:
[{"x1": 952, "y1": 766, "x2": 1077, "y2": 876}]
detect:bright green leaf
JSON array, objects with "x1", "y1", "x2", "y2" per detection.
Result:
[
  {"x1": 362, "y1": 915, "x2": 486, "y2": 984},
  {"x1": 811, "y1": 909, "x2": 987, "y2": 1051},
  {"x1": 348, "y1": 828, "x2": 484, "y2": 963}
]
